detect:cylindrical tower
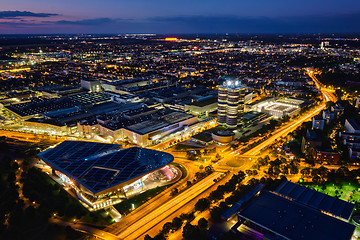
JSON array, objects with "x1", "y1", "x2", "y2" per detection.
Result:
[
  {"x1": 218, "y1": 86, "x2": 228, "y2": 125},
  {"x1": 217, "y1": 80, "x2": 245, "y2": 129}
]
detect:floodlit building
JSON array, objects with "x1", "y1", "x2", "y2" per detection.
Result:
[
  {"x1": 81, "y1": 79, "x2": 102, "y2": 92},
  {"x1": 249, "y1": 97, "x2": 305, "y2": 119},
  {"x1": 124, "y1": 111, "x2": 198, "y2": 146},
  {"x1": 38, "y1": 141, "x2": 177, "y2": 210},
  {"x1": 217, "y1": 79, "x2": 246, "y2": 128}
]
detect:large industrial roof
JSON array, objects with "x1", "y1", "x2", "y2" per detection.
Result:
[
  {"x1": 238, "y1": 191, "x2": 355, "y2": 240},
  {"x1": 221, "y1": 183, "x2": 265, "y2": 221},
  {"x1": 126, "y1": 111, "x2": 196, "y2": 135},
  {"x1": 275, "y1": 181, "x2": 355, "y2": 220},
  {"x1": 38, "y1": 141, "x2": 174, "y2": 194},
  {"x1": 6, "y1": 92, "x2": 111, "y2": 117}
]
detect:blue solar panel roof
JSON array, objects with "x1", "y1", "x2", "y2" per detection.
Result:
[
  {"x1": 38, "y1": 141, "x2": 174, "y2": 194},
  {"x1": 274, "y1": 181, "x2": 355, "y2": 221},
  {"x1": 238, "y1": 191, "x2": 355, "y2": 240}
]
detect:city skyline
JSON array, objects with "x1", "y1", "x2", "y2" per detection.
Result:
[
  {"x1": 1, "y1": 1, "x2": 360, "y2": 239},
  {"x1": 0, "y1": 0, "x2": 360, "y2": 34}
]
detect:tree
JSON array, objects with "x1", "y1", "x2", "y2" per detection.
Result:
[
  {"x1": 312, "y1": 175, "x2": 321, "y2": 184},
  {"x1": 170, "y1": 188, "x2": 179, "y2": 196},
  {"x1": 195, "y1": 198, "x2": 210, "y2": 212},
  {"x1": 144, "y1": 234, "x2": 153, "y2": 240},
  {"x1": 205, "y1": 165, "x2": 214, "y2": 175},
  {"x1": 195, "y1": 172, "x2": 205, "y2": 180},
  {"x1": 289, "y1": 165, "x2": 299, "y2": 175},
  {"x1": 301, "y1": 167, "x2": 311, "y2": 176},
  {"x1": 161, "y1": 222, "x2": 173, "y2": 235},
  {"x1": 210, "y1": 206, "x2": 223, "y2": 222},
  {"x1": 153, "y1": 233, "x2": 166, "y2": 240},
  {"x1": 171, "y1": 217, "x2": 183, "y2": 231},
  {"x1": 198, "y1": 218, "x2": 208, "y2": 230},
  {"x1": 182, "y1": 223, "x2": 206, "y2": 240}
]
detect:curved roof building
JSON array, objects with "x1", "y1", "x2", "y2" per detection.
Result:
[{"x1": 38, "y1": 141, "x2": 174, "y2": 197}]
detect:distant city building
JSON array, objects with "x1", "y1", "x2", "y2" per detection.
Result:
[
  {"x1": 217, "y1": 79, "x2": 246, "y2": 128},
  {"x1": 356, "y1": 97, "x2": 360, "y2": 108},
  {"x1": 301, "y1": 129, "x2": 322, "y2": 153},
  {"x1": 186, "y1": 96, "x2": 218, "y2": 116},
  {"x1": 345, "y1": 119, "x2": 360, "y2": 134},
  {"x1": 312, "y1": 116, "x2": 325, "y2": 130},
  {"x1": 81, "y1": 79, "x2": 101, "y2": 92},
  {"x1": 331, "y1": 103, "x2": 345, "y2": 117},
  {"x1": 340, "y1": 119, "x2": 360, "y2": 158},
  {"x1": 322, "y1": 110, "x2": 335, "y2": 122},
  {"x1": 312, "y1": 147, "x2": 341, "y2": 164}
]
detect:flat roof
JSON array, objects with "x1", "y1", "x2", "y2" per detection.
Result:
[
  {"x1": 275, "y1": 181, "x2": 354, "y2": 220},
  {"x1": 190, "y1": 96, "x2": 217, "y2": 107},
  {"x1": 126, "y1": 111, "x2": 196, "y2": 135},
  {"x1": 6, "y1": 98, "x2": 76, "y2": 117},
  {"x1": 222, "y1": 183, "x2": 265, "y2": 221},
  {"x1": 347, "y1": 119, "x2": 360, "y2": 131},
  {"x1": 238, "y1": 191, "x2": 355, "y2": 240},
  {"x1": 38, "y1": 141, "x2": 174, "y2": 194}
]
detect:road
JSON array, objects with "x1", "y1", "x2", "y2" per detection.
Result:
[
  {"x1": 142, "y1": 173, "x2": 234, "y2": 240},
  {"x1": 51, "y1": 218, "x2": 120, "y2": 240},
  {"x1": 244, "y1": 103, "x2": 326, "y2": 156},
  {"x1": 307, "y1": 70, "x2": 337, "y2": 102},
  {"x1": 116, "y1": 172, "x2": 223, "y2": 240},
  {"x1": 0, "y1": 129, "x2": 62, "y2": 144},
  {"x1": 105, "y1": 160, "x2": 195, "y2": 235},
  {"x1": 241, "y1": 70, "x2": 336, "y2": 157}
]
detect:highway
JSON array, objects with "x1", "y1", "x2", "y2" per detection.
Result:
[
  {"x1": 244, "y1": 102, "x2": 326, "y2": 156},
  {"x1": 307, "y1": 70, "x2": 337, "y2": 102},
  {"x1": 142, "y1": 173, "x2": 234, "y2": 240},
  {"x1": 242, "y1": 70, "x2": 336, "y2": 156},
  {"x1": 116, "y1": 172, "x2": 223, "y2": 240},
  {"x1": 105, "y1": 161, "x2": 195, "y2": 235}
]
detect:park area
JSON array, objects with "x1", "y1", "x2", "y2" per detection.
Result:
[{"x1": 303, "y1": 182, "x2": 360, "y2": 204}]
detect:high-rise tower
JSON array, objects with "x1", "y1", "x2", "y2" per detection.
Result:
[{"x1": 217, "y1": 79, "x2": 245, "y2": 128}]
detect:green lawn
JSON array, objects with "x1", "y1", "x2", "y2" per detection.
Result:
[{"x1": 304, "y1": 183, "x2": 360, "y2": 204}]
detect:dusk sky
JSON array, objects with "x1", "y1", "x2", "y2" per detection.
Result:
[{"x1": 1, "y1": 0, "x2": 360, "y2": 34}]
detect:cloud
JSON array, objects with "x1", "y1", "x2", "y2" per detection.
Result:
[
  {"x1": 0, "y1": 11, "x2": 58, "y2": 19},
  {"x1": 52, "y1": 18, "x2": 118, "y2": 26},
  {"x1": 1, "y1": 12, "x2": 360, "y2": 34}
]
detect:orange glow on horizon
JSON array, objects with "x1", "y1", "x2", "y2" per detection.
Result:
[{"x1": 165, "y1": 37, "x2": 178, "y2": 41}]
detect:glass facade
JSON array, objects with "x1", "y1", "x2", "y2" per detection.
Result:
[{"x1": 217, "y1": 80, "x2": 245, "y2": 128}]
